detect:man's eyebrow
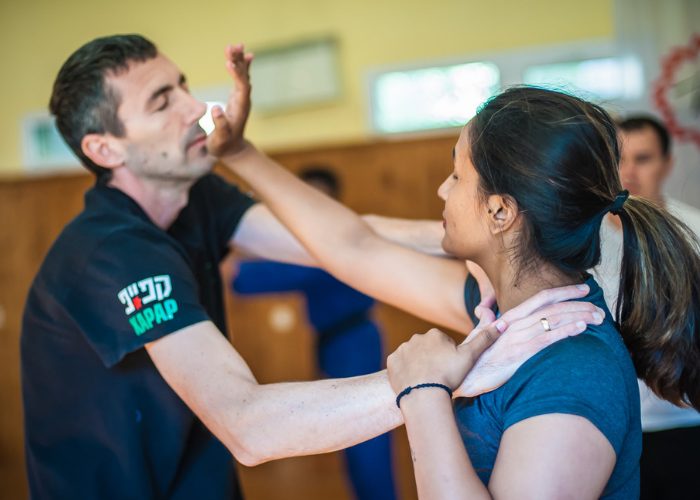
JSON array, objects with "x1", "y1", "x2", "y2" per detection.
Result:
[{"x1": 147, "y1": 74, "x2": 187, "y2": 104}]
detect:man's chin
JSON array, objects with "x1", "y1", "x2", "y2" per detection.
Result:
[{"x1": 190, "y1": 154, "x2": 216, "y2": 173}]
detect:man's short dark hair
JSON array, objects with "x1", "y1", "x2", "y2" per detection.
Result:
[
  {"x1": 299, "y1": 166, "x2": 341, "y2": 198},
  {"x1": 618, "y1": 115, "x2": 672, "y2": 157},
  {"x1": 49, "y1": 34, "x2": 158, "y2": 180}
]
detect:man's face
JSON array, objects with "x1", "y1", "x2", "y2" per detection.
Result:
[
  {"x1": 108, "y1": 54, "x2": 212, "y2": 182},
  {"x1": 618, "y1": 126, "x2": 671, "y2": 202}
]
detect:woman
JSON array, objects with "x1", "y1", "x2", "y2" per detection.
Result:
[
  {"x1": 383, "y1": 87, "x2": 700, "y2": 498},
  {"x1": 212, "y1": 49, "x2": 698, "y2": 496}
]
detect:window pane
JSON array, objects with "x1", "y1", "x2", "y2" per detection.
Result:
[
  {"x1": 523, "y1": 57, "x2": 643, "y2": 100},
  {"x1": 372, "y1": 62, "x2": 500, "y2": 133}
]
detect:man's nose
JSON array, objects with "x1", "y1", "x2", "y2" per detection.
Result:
[{"x1": 185, "y1": 94, "x2": 207, "y2": 125}]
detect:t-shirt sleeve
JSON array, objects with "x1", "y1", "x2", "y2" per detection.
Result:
[
  {"x1": 500, "y1": 334, "x2": 631, "y2": 455},
  {"x1": 65, "y1": 231, "x2": 211, "y2": 368}
]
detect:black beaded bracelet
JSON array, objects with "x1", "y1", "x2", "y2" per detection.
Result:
[{"x1": 395, "y1": 382, "x2": 453, "y2": 409}]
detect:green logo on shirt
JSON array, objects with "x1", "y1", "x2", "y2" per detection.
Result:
[
  {"x1": 128, "y1": 299, "x2": 179, "y2": 336},
  {"x1": 117, "y1": 275, "x2": 180, "y2": 336}
]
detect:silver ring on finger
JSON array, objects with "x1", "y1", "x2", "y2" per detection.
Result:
[{"x1": 540, "y1": 317, "x2": 551, "y2": 332}]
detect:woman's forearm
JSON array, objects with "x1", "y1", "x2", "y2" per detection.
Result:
[
  {"x1": 400, "y1": 390, "x2": 491, "y2": 499},
  {"x1": 223, "y1": 143, "x2": 378, "y2": 269}
]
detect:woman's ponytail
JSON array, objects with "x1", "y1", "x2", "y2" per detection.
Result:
[{"x1": 616, "y1": 196, "x2": 700, "y2": 409}]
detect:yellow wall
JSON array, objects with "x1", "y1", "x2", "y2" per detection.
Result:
[{"x1": 0, "y1": 0, "x2": 613, "y2": 171}]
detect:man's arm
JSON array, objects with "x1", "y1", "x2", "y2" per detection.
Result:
[
  {"x1": 231, "y1": 204, "x2": 447, "y2": 267},
  {"x1": 232, "y1": 203, "x2": 317, "y2": 267},
  {"x1": 361, "y1": 214, "x2": 447, "y2": 257},
  {"x1": 145, "y1": 285, "x2": 602, "y2": 466},
  {"x1": 145, "y1": 321, "x2": 402, "y2": 466}
]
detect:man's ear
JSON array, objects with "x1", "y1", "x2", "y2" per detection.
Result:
[
  {"x1": 485, "y1": 194, "x2": 519, "y2": 235},
  {"x1": 81, "y1": 134, "x2": 125, "y2": 169}
]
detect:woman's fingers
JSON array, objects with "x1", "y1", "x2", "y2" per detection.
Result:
[{"x1": 459, "y1": 322, "x2": 501, "y2": 359}]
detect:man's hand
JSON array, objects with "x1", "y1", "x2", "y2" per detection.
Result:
[
  {"x1": 207, "y1": 43, "x2": 254, "y2": 158},
  {"x1": 456, "y1": 284, "x2": 604, "y2": 397}
]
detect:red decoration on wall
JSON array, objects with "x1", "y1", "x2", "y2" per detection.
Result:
[{"x1": 652, "y1": 33, "x2": 700, "y2": 148}]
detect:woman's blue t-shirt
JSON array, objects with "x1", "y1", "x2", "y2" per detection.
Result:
[{"x1": 458, "y1": 275, "x2": 641, "y2": 498}]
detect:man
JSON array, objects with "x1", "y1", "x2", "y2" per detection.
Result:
[
  {"x1": 594, "y1": 115, "x2": 700, "y2": 500},
  {"x1": 22, "y1": 34, "x2": 599, "y2": 499}
]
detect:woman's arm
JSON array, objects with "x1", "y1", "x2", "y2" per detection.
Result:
[
  {"x1": 210, "y1": 46, "x2": 474, "y2": 333},
  {"x1": 398, "y1": 393, "x2": 615, "y2": 499},
  {"x1": 488, "y1": 414, "x2": 614, "y2": 499},
  {"x1": 388, "y1": 327, "x2": 499, "y2": 499},
  {"x1": 225, "y1": 144, "x2": 475, "y2": 333},
  {"x1": 387, "y1": 310, "x2": 611, "y2": 499},
  {"x1": 401, "y1": 390, "x2": 490, "y2": 499}
]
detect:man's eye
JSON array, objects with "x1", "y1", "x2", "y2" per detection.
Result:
[
  {"x1": 156, "y1": 98, "x2": 169, "y2": 111},
  {"x1": 452, "y1": 173, "x2": 459, "y2": 180}
]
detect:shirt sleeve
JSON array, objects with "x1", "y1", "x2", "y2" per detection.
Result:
[
  {"x1": 500, "y1": 334, "x2": 631, "y2": 455},
  {"x1": 65, "y1": 230, "x2": 211, "y2": 368}
]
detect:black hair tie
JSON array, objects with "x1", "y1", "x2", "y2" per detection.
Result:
[{"x1": 609, "y1": 190, "x2": 629, "y2": 215}]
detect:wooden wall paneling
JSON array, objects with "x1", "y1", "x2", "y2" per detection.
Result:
[
  {"x1": 0, "y1": 172, "x2": 92, "y2": 500},
  {"x1": 1, "y1": 132, "x2": 460, "y2": 500}
]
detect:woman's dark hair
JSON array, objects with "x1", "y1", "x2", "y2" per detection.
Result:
[
  {"x1": 49, "y1": 34, "x2": 158, "y2": 180},
  {"x1": 468, "y1": 86, "x2": 700, "y2": 409}
]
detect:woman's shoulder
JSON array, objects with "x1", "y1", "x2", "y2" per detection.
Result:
[{"x1": 516, "y1": 325, "x2": 634, "y2": 388}]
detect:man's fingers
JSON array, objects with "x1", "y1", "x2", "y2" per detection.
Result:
[
  {"x1": 538, "y1": 310, "x2": 603, "y2": 331},
  {"x1": 535, "y1": 301, "x2": 604, "y2": 318},
  {"x1": 533, "y1": 320, "x2": 588, "y2": 349},
  {"x1": 499, "y1": 284, "x2": 590, "y2": 323},
  {"x1": 506, "y1": 302, "x2": 604, "y2": 333}
]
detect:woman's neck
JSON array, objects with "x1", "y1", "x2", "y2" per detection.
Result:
[{"x1": 478, "y1": 251, "x2": 582, "y2": 312}]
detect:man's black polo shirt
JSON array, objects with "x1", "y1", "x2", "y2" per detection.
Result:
[{"x1": 21, "y1": 173, "x2": 255, "y2": 499}]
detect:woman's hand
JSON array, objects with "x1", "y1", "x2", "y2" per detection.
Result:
[
  {"x1": 387, "y1": 324, "x2": 502, "y2": 395},
  {"x1": 207, "y1": 43, "x2": 254, "y2": 159}
]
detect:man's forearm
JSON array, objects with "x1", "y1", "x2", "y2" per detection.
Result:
[
  {"x1": 363, "y1": 214, "x2": 448, "y2": 257},
  {"x1": 233, "y1": 371, "x2": 403, "y2": 465},
  {"x1": 149, "y1": 322, "x2": 402, "y2": 467}
]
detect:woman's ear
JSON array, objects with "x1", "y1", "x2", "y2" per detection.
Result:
[
  {"x1": 485, "y1": 194, "x2": 519, "y2": 235},
  {"x1": 81, "y1": 134, "x2": 125, "y2": 170}
]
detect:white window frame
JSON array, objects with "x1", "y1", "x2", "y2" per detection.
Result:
[{"x1": 365, "y1": 38, "x2": 647, "y2": 136}]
